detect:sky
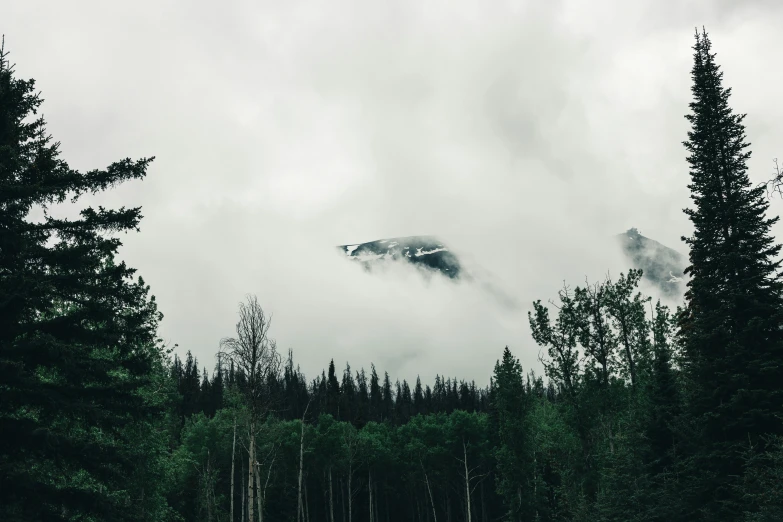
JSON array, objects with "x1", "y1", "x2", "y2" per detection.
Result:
[{"x1": 4, "y1": 0, "x2": 783, "y2": 386}]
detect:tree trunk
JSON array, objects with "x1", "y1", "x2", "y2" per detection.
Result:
[
  {"x1": 231, "y1": 415, "x2": 237, "y2": 522},
  {"x1": 262, "y1": 452, "x2": 276, "y2": 520},
  {"x1": 305, "y1": 478, "x2": 310, "y2": 522},
  {"x1": 329, "y1": 466, "x2": 335, "y2": 522},
  {"x1": 347, "y1": 459, "x2": 353, "y2": 522},
  {"x1": 368, "y1": 469, "x2": 374, "y2": 522},
  {"x1": 206, "y1": 451, "x2": 213, "y2": 522},
  {"x1": 297, "y1": 422, "x2": 305, "y2": 521},
  {"x1": 421, "y1": 460, "x2": 438, "y2": 522},
  {"x1": 254, "y1": 459, "x2": 263, "y2": 522},
  {"x1": 241, "y1": 460, "x2": 245, "y2": 522},
  {"x1": 463, "y1": 440, "x2": 472, "y2": 522},
  {"x1": 533, "y1": 449, "x2": 538, "y2": 521},
  {"x1": 297, "y1": 402, "x2": 310, "y2": 522},
  {"x1": 247, "y1": 423, "x2": 255, "y2": 522}
]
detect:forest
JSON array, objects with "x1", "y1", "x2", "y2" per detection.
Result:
[{"x1": 2, "y1": 28, "x2": 783, "y2": 522}]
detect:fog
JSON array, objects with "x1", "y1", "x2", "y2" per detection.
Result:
[{"x1": 4, "y1": 0, "x2": 782, "y2": 385}]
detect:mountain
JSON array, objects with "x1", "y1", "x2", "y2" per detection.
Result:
[
  {"x1": 615, "y1": 228, "x2": 687, "y2": 297},
  {"x1": 338, "y1": 236, "x2": 462, "y2": 278},
  {"x1": 338, "y1": 228, "x2": 688, "y2": 297}
]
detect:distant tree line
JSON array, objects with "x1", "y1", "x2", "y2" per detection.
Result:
[{"x1": 2, "y1": 28, "x2": 783, "y2": 522}]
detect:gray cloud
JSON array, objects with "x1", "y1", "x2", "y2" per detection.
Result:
[{"x1": 4, "y1": 0, "x2": 782, "y2": 385}]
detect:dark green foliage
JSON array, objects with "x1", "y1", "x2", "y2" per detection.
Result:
[
  {"x1": 677, "y1": 28, "x2": 783, "y2": 520},
  {"x1": 492, "y1": 347, "x2": 535, "y2": 520},
  {"x1": 0, "y1": 41, "x2": 170, "y2": 521}
]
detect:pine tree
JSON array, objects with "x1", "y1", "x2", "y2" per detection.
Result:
[
  {"x1": 381, "y1": 372, "x2": 394, "y2": 422},
  {"x1": 678, "y1": 28, "x2": 783, "y2": 519},
  {"x1": 492, "y1": 347, "x2": 534, "y2": 520},
  {"x1": 0, "y1": 41, "x2": 165, "y2": 520},
  {"x1": 369, "y1": 364, "x2": 382, "y2": 422},
  {"x1": 341, "y1": 362, "x2": 356, "y2": 423},
  {"x1": 327, "y1": 359, "x2": 341, "y2": 418}
]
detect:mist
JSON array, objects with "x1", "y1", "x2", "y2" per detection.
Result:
[{"x1": 4, "y1": 0, "x2": 782, "y2": 385}]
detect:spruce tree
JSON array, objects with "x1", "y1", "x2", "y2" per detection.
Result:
[
  {"x1": 492, "y1": 346, "x2": 534, "y2": 520},
  {"x1": 678, "y1": 28, "x2": 783, "y2": 519},
  {"x1": 0, "y1": 42, "x2": 165, "y2": 520}
]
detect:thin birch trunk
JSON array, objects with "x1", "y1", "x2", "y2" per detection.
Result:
[
  {"x1": 297, "y1": 401, "x2": 311, "y2": 522},
  {"x1": 248, "y1": 422, "x2": 255, "y2": 522},
  {"x1": 231, "y1": 415, "x2": 237, "y2": 522},
  {"x1": 262, "y1": 452, "x2": 275, "y2": 516},
  {"x1": 254, "y1": 460, "x2": 263, "y2": 522},
  {"x1": 463, "y1": 440, "x2": 472, "y2": 522},
  {"x1": 421, "y1": 460, "x2": 438, "y2": 522},
  {"x1": 241, "y1": 460, "x2": 245, "y2": 522},
  {"x1": 348, "y1": 460, "x2": 352, "y2": 522},
  {"x1": 533, "y1": 448, "x2": 538, "y2": 521},
  {"x1": 304, "y1": 479, "x2": 310, "y2": 522}
]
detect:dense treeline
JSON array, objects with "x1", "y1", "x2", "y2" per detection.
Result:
[{"x1": 2, "y1": 28, "x2": 783, "y2": 522}]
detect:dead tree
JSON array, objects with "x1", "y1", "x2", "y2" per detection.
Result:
[
  {"x1": 297, "y1": 399, "x2": 312, "y2": 522},
  {"x1": 219, "y1": 295, "x2": 281, "y2": 522}
]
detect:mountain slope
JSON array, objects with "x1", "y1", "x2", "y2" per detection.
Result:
[
  {"x1": 338, "y1": 229, "x2": 688, "y2": 297},
  {"x1": 615, "y1": 228, "x2": 687, "y2": 296},
  {"x1": 338, "y1": 236, "x2": 461, "y2": 278}
]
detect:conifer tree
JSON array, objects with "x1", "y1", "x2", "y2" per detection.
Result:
[
  {"x1": 369, "y1": 364, "x2": 382, "y2": 422},
  {"x1": 0, "y1": 41, "x2": 166, "y2": 520},
  {"x1": 327, "y1": 359, "x2": 341, "y2": 417},
  {"x1": 678, "y1": 28, "x2": 783, "y2": 519},
  {"x1": 492, "y1": 347, "x2": 534, "y2": 520}
]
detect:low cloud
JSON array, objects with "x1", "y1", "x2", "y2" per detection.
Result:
[{"x1": 5, "y1": 0, "x2": 782, "y2": 385}]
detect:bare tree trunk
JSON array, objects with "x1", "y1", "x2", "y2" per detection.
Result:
[
  {"x1": 254, "y1": 460, "x2": 263, "y2": 522},
  {"x1": 329, "y1": 466, "x2": 335, "y2": 522},
  {"x1": 463, "y1": 440, "x2": 472, "y2": 522},
  {"x1": 231, "y1": 415, "x2": 237, "y2": 522},
  {"x1": 248, "y1": 424, "x2": 255, "y2": 522},
  {"x1": 347, "y1": 460, "x2": 353, "y2": 522},
  {"x1": 533, "y1": 449, "x2": 538, "y2": 521},
  {"x1": 368, "y1": 470, "x2": 374, "y2": 522},
  {"x1": 206, "y1": 451, "x2": 213, "y2": 522},
  {"x1": 297, "y1": 401, "x2": 311, "y2": 522},
  {"x1": 262, "y1": 451, "x2": 276, "y2": 517},
  {"x1": 241, "y1": 460, "x2": 245, "y2": 522},
  {"x1": 421, "y1": 460, "x2": 438, "y2": 522}
]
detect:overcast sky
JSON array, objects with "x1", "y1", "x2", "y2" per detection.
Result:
[{"x1": 4, "y1": 0, "x2": 782, "y2": 385}]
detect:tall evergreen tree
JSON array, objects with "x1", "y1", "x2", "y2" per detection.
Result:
[
  {"x1": 492, "y1": 347, "x2": 534, "y2": 520},
  {"x1": 678, "y1": 28, "x2": 783, "y2": 519},
  {"x1": 369, "y1": 364, "x2": 382, "y2": 422},
  {"x1": 0, "y1": 42, "x2": 167, "y2": 521},
  {"x1": 327, "y1": 359, "x2": 341, "y2": 418}
]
